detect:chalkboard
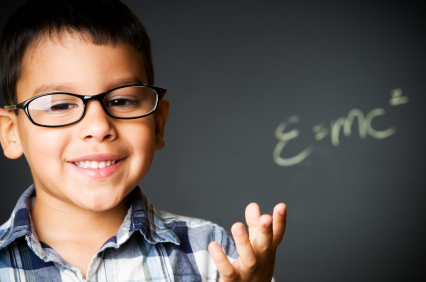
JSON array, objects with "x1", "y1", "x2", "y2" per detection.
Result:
[{"x1": 1, "y1": 1, "x2": 425, "y2": 281}]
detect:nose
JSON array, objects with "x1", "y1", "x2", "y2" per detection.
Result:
[{"x1": 78, "y1": 100, "x2": 117, "y2": 142}]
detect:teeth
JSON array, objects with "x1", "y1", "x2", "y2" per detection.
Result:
[{"x1": 74, "y1": 160, "x2": 118, "y2": 169}]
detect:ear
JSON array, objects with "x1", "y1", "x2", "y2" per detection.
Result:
[
  {"x1": 153, "y1": 98, "x2": 170, "y2": 150},
  {"x1": 0, "y1": 108, "x2": 24, "y2": 159}
]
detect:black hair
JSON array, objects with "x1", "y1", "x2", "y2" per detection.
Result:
[{"x1": 0, "y1": 0, "x2": 154, "y2": 106}]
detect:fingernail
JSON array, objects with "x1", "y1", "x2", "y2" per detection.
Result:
[
  {"x1": 263, "y1": 221, "x2": 271, "y2": 228},
  {"x1": 210, "y1": 243, "x2": 220, "y2": 252},
  {"x1": 235, "y1": 227, "x2": 243, "y2": 235},
  {"x1": 279, "y1": 209, "x2": 285, "y2": 215}
]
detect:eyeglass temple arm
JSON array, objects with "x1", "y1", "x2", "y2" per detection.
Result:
[
  {"x1": 156, "y1": 88, "x2": 167, "y2": 99},
  {"x1": 4, "y1": 105, "x2": 17, "y2": 111}
]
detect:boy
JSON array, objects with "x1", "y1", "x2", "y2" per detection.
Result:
[{"x1": 0, "y1": 0, "x2": 286, "y2": 281}]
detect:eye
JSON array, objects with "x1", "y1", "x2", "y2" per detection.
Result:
[
  {"x1": 49, "y1": 103, "x2": 77, "y2": 111},
  {"x1": 46, "y1": 103, "x2": 78, "y2": 113},
  {"x1": 106, "y1": 98, "x2": 139, "y2": 107}
]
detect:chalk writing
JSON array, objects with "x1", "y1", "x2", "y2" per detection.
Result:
[{"x1": 273, "y1": 89, "x2": 408, "y2": 166}]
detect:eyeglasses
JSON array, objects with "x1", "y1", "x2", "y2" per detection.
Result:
[{"x1": 4, "y1": 84, "x2": 167, "y2": 128}]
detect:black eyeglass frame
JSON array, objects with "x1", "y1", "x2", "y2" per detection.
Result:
[{"x1": 4, "y1": 84, "x2": 167, "y2": 128}]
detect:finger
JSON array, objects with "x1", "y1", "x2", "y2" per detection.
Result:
[
  {"x1": 245, "y1": 203, "x2": 261, "y2": 243},
  {"x1": 272, "y1": 203, "x2": 287, "y2": 249},
  {"x1": 208, "y1": 241, "x2": 239, "y2": 281},
  {"x1": 253, "y1": 214, "x2": 274, "y2": 258},
  {"x1": 231, "y1": 222, "x2": 257, "y2": 273}
]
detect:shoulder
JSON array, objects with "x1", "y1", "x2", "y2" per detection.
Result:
[{"x1": 158, "y1": 211, "x2": 239, "y2": 260}]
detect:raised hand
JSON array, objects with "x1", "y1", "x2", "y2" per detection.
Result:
[{"x1": 209, "y1": 203, "x2": 287, "y2": 281}]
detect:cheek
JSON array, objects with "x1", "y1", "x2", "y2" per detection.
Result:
[
  {"x1": 122, "y1": 121, "x2": 156, "y2": 174},
  {"x1": 19, "y1": 120, "x2": 69, "y2": 174}
]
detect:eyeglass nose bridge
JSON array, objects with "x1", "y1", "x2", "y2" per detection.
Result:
[
  {"x1": 79, "y1": 91, "x2": 111, "y2": 118},
  {"x1": 82, "y1": 91, "x2": 108, "y2": 103}
]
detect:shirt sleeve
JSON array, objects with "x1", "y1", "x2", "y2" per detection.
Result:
[{"x1": 216, "y1": 227, "x2": 238, "y2": 262}]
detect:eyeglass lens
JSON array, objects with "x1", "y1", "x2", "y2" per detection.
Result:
[{"x1": 27, "y1": 86, "x2": 158, "y2": 126}]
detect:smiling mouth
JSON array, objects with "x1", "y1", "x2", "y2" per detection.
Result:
[{"x1": 73, "y1": 160, "x2": 120, "y2": 169}]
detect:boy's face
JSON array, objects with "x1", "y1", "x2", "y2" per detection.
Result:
[{"x1": 1, "y1": 33, "x2": 169, "y2": 212}]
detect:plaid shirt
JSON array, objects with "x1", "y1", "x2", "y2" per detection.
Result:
[{"x1": 0, "y1": 185, "x2": 239, "y2": 281}]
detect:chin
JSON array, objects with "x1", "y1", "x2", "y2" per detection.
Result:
[
  {"x1": 81, "y1": 201, "x2": 119, "y2": 212},
  {"x1": 75, "y1": 187, "x2": 130, "y2": 212}
]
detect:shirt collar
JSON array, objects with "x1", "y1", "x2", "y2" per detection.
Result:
[
  {"x1": 0, "y1": 185, "x2": 180, "y2": 255},
  {"x1": 114, "y1": 187, "x2": 181, "y2": 248},
  {"x1": 0, "y1": 185, "x2": 39, "y2": 253}
]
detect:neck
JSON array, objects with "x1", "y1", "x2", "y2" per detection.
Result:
[{"x1": 30, "y1": 188, "x2": 131, "y2": 243}]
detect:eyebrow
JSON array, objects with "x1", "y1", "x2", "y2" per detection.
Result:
[
  {"x1": 32, "y1": 76, "x2": 144, "y2": 96},
  {"x1": 32, "y1": 83, "x2": 75, "y2": 96}
]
